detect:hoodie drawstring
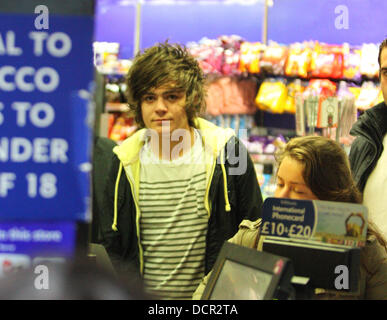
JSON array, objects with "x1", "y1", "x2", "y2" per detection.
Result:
[
  {"x1": 220, "y1": 148, "x2": 231, "y2": 212},
  {"x1": 112, "y1": 162, "x2": 123, "y2": 232}
]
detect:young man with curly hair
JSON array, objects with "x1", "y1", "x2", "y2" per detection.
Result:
[{"x1": 99, "y1": 42, "x2": 262, "y2": 299}]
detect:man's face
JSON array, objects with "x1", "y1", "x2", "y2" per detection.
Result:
[
  {"x1": 380, "y1": 47, "x2": 387, "y2": 105},
  {"x1": 140, "y1": 83, "x2": 190, "y2": 136}
]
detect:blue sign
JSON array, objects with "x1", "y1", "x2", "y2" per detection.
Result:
[
  {"x1": 261, "y1": 197, "x2": 368, "y2": 247},
  {"x1": 0, "y1": 221, "x2": 76, "y2": 276},
  {"x1": 0, "y1": 5, "x2": 95, "y2": 221}
]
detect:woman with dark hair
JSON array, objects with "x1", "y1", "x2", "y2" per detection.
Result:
[{"x1": 193, "y1": 135, "x2": 387, "y2": 299}]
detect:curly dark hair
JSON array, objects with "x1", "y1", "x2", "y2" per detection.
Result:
[{"x1": 125, "y1": 41, "x2": 206, "y2": 128}]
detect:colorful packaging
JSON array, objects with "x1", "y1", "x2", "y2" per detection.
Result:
[
  {"x1": 255, "y1": 80, "x2": 288, "y2": 113},
  {"x1": 360, "y1": 43, "x2": 379, "y2": 78},
  {"x1": 285, "y1": 42, "x2": 313, "y2": 78},
  {"x1": 355, "y1": 81, "x2": 381, "y2": 110},
  {"x1": 283, "y1": 79, "x2": 304, "y2": 114},
  {"x1": 306, "y1": 79, "x2": 337, "y2": 97},
  {"x1": 316, "y1": 96, "x2": 339, "y2": 128},
  {"x1": 342, "y1": 43, "x2": 362, "y2": 81},
  {"x1": 239, "y1": 42, "x2": 265, "y2": 74},
  {"x1": 259, "y1": 42, "x2": 288, "y2": 75},
  {"x1": 310, "y1": 43, "x2": 344, "y2": 79},
  {"x1": 109, "y1": 114, "x2": 136, "y2": 142}
]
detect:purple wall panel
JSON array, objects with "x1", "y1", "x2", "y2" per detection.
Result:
[
  {"x1": 95, "y1": 3, "x2": 135, "y2": 58},
  {"x1": 95, "y1": 2, "x2": 263, "y2": 59},
  {"x1": 268, "y1": 0, "x2": 387, "y2": 45},
  {"x1": 95, "y1": 0, "x2": 387, "y2": 58},
  {"x1": 140, "y1": 4, "x2": 263, "y2": 50}
]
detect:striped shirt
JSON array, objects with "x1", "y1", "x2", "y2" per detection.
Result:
[{"x1": 139, "y1": 129, "x2": 208, "y2": 299}]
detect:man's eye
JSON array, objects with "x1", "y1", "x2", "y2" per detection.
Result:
[
  {"x1": 143, "y1": 96, "x2": 155, "y2": 102},
  {"x1": 276, "y1": 183, "x2": 284, "y2": 188},
  {"x1": 167, "y1": 94, "x2": 178, "y2": 101}
]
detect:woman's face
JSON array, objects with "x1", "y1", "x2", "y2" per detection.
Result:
[{"x1": 274, "y1": 156, "x2": 319, "y2": 200}]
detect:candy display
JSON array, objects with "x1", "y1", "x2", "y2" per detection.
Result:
[
  {"x1": 310, "y1": 43, "x2": 344, "y2": 79},
  {"x1": 284, "y1": 79, "x2": 303, "y2": 114},
  {"x1": 285, "y1": 42, "x2": 313, "y2": 78},
  {"x1": 255, "y1": 79, "x2": 288, "y2": 113},
  {"x1": 93, "y1": 41, "x2": 132, "y2": 75},
  {"x1": 205, "y1": 76, "x2": 258, "y2": 116},
  {"x1": 95, "y1": 36, "x2": 382, "y2": 152},
  {"x1": 359, "y1": 43, "x2": 379, "y2": 78},
  {"x1": 259, "y1": 41, "x2": 288, "y2": 75},
  {"x1": 343, "y1": 43, "x2": 362, "y2": 81},
  {"x1": 187, "y1": 37, "x2": 381, "y2": 83},
  {"x1": 355, "y1": 81, "x2": 381, "y2": 111},
  {"x1": 187, "y1": 35, "x2": 243, "y2": 76},
  {"x1": 108, "y1": 113, "x2": 137, "y2": 143},
  {"x1": 238, "y1": 42, "x2": 265, "y2": 74}
]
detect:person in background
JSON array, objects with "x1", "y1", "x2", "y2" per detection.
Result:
[
  {"x1": 91, "y1": 67, "x2": 119, "y2": 244},
  {"x1": 349, "y1": 38, "x2": 387, "y2": 240},
  {"x1": 91, "y1": 136, "x2": 117, "y2": 244},
  {"x1": 193, "y1": 136, "x2": 387, "y2": 300},
  {"x1": 99, "y1": 42, "x2": 263, "y2": 299}
]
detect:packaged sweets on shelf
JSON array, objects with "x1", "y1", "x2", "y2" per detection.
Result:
[
  {"x1": 305, "y1": 79, "x2": 337, "y2": 97},
  {"x1": 360, "y1": 43, "x2": 379, "y2": 78},
  {"x1": 310, "y1": 43, "x2": 344, "y2": 79},
  {"x1": 187, "y1": 38, "x2": 223, "y2": 74},
  {"x1": 239, "y1": 42, "x2": 265, "y2": 74},
  {"x1": 219, "y1": 35, "x2": 244, "y2": 76},
  {"x1": 255, "y1": 79, "x2": 288, "y2": 113},
  {"x1": 355, "y1": 81, "x2": 381, "y2": 111},
  {"x1": 283, "y1": 79, "x2": 304, "y2": 114},
  {"x1": 343, "y1": 43, "x2": 362, "y2": 81},
  {"x1": 285, "y1": 42, "x2": 313, "y2": 78},
  {"x1": 259, "y1": 41, "x2": 288, "y2": 75},
  {"x1": 108, "y1": 113, "x2": 137, "y2": 143}
]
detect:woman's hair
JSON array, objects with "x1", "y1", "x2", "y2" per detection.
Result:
[
  {"x1": 125, "y1": 41, "x2": 206, "y2": 128},
  {"x1": 275, "y1": 135, "x2": 361, "y2": 203},
  {"x1": 275, "y1": 135, "x2": 387, "y2": 249}
]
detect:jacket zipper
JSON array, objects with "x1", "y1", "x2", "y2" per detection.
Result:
[{"x1": 125, "y1": 168, "x2": 144, "y2": 276}]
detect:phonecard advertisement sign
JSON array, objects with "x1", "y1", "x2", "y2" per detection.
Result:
[
  {"x1": 261, "y1": 197, "x2": 368, "y2": 247},
  {"x1": 0, "y1": 0, "x2": 95, "y2": 221}
]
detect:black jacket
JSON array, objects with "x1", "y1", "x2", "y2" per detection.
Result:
[
  {"x1": 349, "y1": 102, "x2": 387, "y2": 192},
  {"x1": 99, "y1": 118, "x2": 263, "y2": 285},
  {"x1": 91, "y1": 137, "x2": 117, "y2": 243}
]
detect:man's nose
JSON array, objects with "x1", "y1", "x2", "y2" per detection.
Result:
[{"x1": 155, "y1": 97, "x2": 168, "y2": 112}]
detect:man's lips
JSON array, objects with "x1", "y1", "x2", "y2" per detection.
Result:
[{"x1": 152, "y1": 119, "x2": 172, "y2": 122}]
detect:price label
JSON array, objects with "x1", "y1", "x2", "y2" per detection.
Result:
[
  {"x1": 261, "y1": 197, "x2": 316, "y2": 239},
  {"x1": 261, "y1": 221, "x2": 313, "y2": 238}
]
